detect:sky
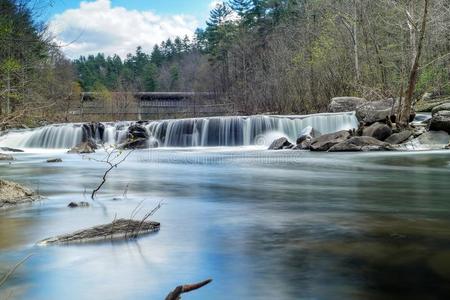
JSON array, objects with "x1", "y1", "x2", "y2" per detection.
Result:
[{"x1": 43, "y1": 0, "x2": 220, "y2": 59}]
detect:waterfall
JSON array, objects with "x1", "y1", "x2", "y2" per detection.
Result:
[{"x1": 0, "y1": 112, "x2": 358, "y2": 149}]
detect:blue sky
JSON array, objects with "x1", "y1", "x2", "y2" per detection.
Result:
[
  {"x1": 46, "y1": 0, "x2": 215, "y2": 21},
  {"x1": 44, "y1": 0, "x2": 219, "y2": 58}
]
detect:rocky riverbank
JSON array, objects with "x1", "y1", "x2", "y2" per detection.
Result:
[
  {"x1": 269, "y1": 96, "x2": 450, "y2": 152},
  {"x1": 0, "y1": 180, "x2": 38, "y2": 209}
]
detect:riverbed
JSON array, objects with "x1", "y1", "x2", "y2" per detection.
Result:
[{"x1": 1, "y1": 148, "x2": 450, "y2": 299}]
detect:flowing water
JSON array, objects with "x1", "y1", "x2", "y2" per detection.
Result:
[
  {"x1": 0, "y1": 113, "x2": 358, "y2": 149},
  {"x1": 1, "y1": 113, "x2": 450, "y2": 300}
]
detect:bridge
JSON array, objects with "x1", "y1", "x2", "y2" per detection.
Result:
[{"x1": 77, "y1": 92, "x2": 234, "y2": 121}]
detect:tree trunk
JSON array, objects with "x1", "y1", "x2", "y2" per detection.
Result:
[
  {"x1": 353, "y1": 0, "x2": 360, "y2": 82},
  {"x1": 398, "y1": 0, "x2": 429, "y2": 128}
]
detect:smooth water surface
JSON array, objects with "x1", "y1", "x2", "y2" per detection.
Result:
[{"x1": 1, "y1": 148, "x2": 450, "y2": 299}]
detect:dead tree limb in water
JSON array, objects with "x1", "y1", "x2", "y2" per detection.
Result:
[
  {"x1": 0, "y1": 254, "x2": 33, "y2": 288},
  {"x1": 165, "y1": 279, "x2": 212, "y2": 300},
  {"x1": 398, "y1": 0, "x2": 429, "y2": 128},
  {"x1": 90, "y1": 146, "x2": 134, "y2": 199}
]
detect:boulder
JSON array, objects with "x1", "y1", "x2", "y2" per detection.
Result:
[
  {"x1": 429, "y1": 110, "x2": 450, "y2": 133},
  {"x1": 356, "y1": 98, "x2": 398, "y2": 124},
  {"x1": 38, "y1": 219, "x2": 160, "y2": 245},
  {"x1": 295, "y1": 126, "x2": 316, "y2": 150},
  {"x1": 385, "y1": 130, "x2": 412, "y2": 144},
  {"x1": 416, "y1": 130, "x2": 450, "y2": 145},
  {"x1": 82, "y1": 122, "x2": 105, "y2": 142},
  {"x1": 328, "y1": 97, "x2": 367, "y2": 112},
  {"x1": 431, "y1": 102, "x2": 450, "y2": 116},
  {"x1": 362, "y1": 122, "x2": 393, "y2": 141},
  {"x1": 0, "y1": 147, "x2": 24, "y2": 152},
  {"x1": 0, "y1": 153, "x2": 14, "y2": 161},
  {"x1": 128, "y1": 124, "x2": 149, "y2": 140},
  {"x1": 118, "y1": 137, "x2": 149, "y2": 150},
  {"x1": 329, "y1": 136, "x2": 391, "y2": 152},
  {"x1": 414, "y1": 94, "x2": 450, "y2": 112},
  {"x1": 398, "y1": 131, "x2": 450, "y2": 150},
  {"x1": 68, "y1": 201, "x2": 90, "y2": 208},
  {"x1": 46, "y1": 158, "x2": 63, "y2": 163},
  {"x1": 0, "y1": 180, "x2": 37, "y2": 208},
  {"x1": 268, "y1": 137, "x2": 293, "y2": 150},
  {"x1": 310, "y1": 130, "x2": 351, "y2": 151},
  {"x1": 67, "y1": 140, "x2": 96, "y2": 154},
  {"x1": 293, "y1": 139, "x2": 312, "y2": 150}
]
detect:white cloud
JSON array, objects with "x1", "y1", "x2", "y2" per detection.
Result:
[
  {"x1": 209, "y1": 0, "x2": 222, "y2": 10},
  {"x1": 49, "y1": 0, "x2": 199, "y2": 58}
]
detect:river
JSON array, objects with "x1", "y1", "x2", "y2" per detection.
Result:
[{"x1": 1, "y1": 147, "x2": 450, "y2": 299}]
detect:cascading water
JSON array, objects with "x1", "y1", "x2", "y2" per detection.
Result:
[{"x1": 0, "y1": 112, "x2": 358, "y2": 149}]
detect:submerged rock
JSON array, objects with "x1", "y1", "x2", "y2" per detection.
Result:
[
  {"x1": 385, "y1": 130, "x2": 412, "y2": 144},
  {"x1": 38, "y1": 219, "x2": 160, "y2": 245},
  {"x1": 310, "y1": 130, "x2": 351, "y2": 151},
  {"x1": 328, "y1": 136, "x2": 391, "y2": 152},
  {"x1": 0, "y1": 180, "x2": 37, "y2": 209},
  {"x1": 362, "y1": 122, "x2": 392, "y2": 141},
  {"x1": 118, "y1": 124, "x2": 151, "y2": 149},
  {"x1": 0, "y1": 153, "x2": 14, "y2": 161},
  {"x1": 268, "y1": 137, "x2": 293, "y2": 150},
  {"x1": 68, "y1": 201, "x2": 90, "y2": 208},
  {"x1": 429, "y1": 110, "x2": 450, "y2": 134},
  {"x1": 46, "y1": 158, "x2": 63, "y2": 163},
  {"x1": 328, "y1": 97, "x2": 367, "y2": 112}
]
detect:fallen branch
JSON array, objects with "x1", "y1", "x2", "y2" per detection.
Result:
[
  {"x1": 165, "y1": 279, "x2": 213, "y2": 300},
  {"x1": 0, "y1": 254, "x2": 33, "y2": 288}
]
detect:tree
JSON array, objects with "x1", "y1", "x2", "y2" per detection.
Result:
[{"x1": 398, "y1": 0, "x2": 430, "y2": 128}]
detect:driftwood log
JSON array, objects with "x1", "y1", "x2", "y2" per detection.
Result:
[
  {"x1": 38, "y1": 219, "x2": 160, "y2": 245},
  {"x1": 165, "y1": 279, "x2": 212, "y2": 300}
]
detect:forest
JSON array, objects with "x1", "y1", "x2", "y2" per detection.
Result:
[{"x1": 1, "y1": 0, "x2": 449, "y2": 125}]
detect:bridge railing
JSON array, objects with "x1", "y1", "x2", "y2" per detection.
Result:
[{"x1": 74, "y1": 92, "x2": 235, "y2": 121}]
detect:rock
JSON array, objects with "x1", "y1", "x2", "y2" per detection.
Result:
[
  {"x1": 310, "y1": 130, "x2": 351, "y2": 151},
  {"x1": 385, "y1": 130, "x2": 412, "y2": 144},
  {"x1": 356, "y1": 98, "x2": 398, "y2": 124},
  {"x1": 67, "y1": 140, "x2": 96, "y2": 154},
  {"x1": 413, "y1": 126, "x2": 427, "y2": 138},
  {"x1": 0, "y1": 180, "x2": 37, "y2": 208},
  {"x1": 0, "y1": 153, "x2": 14, "y2": 161},
  {"x1": 118, "y1": 137, "x2": 149, "y2": 150},
  {"x1": 415, "y1": 94, "x2": 450, "y2": 112},
  {"x1": 362, "y1": 122, "x2": 393, "y2": 141},
  {"x1": 328, "y1": 97, "x2": 367, "y2": 112},
  {"x1": 431, "y1": 102, "x2": 450, "y2": 116},
  {"x1": 38, "y1": 219, "x2": 160, "y2": 245},
  {"x1": 293, "y1": 139, "x2": 312, "y2": 150},
  {"x1": 46, "y1": 158, "x2": 62, "y2": 163},
  {"x1": 68, "y1": 201, "x2": 90, "y2": 208},
  {"x1": 82, "y1": 122, "x2": 105, "y2": 142},
  {"x1": 329, "y1": 136, "x2": 392, "y2": 152},
  {"x1": 416, "y1": 130, "x2": 450, "y2": 145},
  {"x1": 295, "y1": 126, "x2": 316, "y2": 150},
  {"x1": 398, "y1": 131, "x2": 450, "y2": 150},
  {"x1": 268, "y1": 137, "x2": 293, "y2": 150},
  {"x1": 128, "y1": 124, "x2": 149, "y2": 140},
  {"x1": 429, "y1": 111, "x2": 450, "y2": 134},
  {"x1": 0, "y1": 147, "x2": 24, "y2": 152}
]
